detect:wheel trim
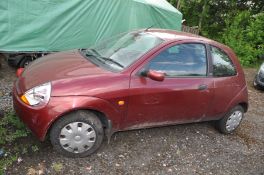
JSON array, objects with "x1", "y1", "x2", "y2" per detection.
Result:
[
  {"x1": 59, "y1": 122, "x2": 96, "y2": 153},
  {"x1": 226, "y1": 111, "x2": 243, "y2": 132}
]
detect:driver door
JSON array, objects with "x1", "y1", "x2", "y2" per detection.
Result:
[{"x1": 124, "y1": 42, "x2": 214, "y2": 129}]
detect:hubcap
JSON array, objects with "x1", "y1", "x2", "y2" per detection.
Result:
[
  {"x1": 226, "y1": 111, "x2": 243, "y2": 132},
  {"x1": 59, "y1": 122, "x2": 96, "y2": 153}
]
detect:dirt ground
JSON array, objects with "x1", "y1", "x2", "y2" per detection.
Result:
[{"x1": 0, "y1": 56, "x2": 263, "y2": 175}]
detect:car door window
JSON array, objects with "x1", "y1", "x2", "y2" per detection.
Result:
[
  {"x1": 211, "y1": 46, "x2": 237, "y2": 77},
  {"x1": 147, "y1": 43, "x2": 207, "y2": 77}
]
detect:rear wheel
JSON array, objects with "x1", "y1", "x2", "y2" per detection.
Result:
[
  {"x1": 217, "y1": 105, "x2": 244, "y2": 134},
  {"x1": 50, "y1": 111, "x2": 104, "y2": 158}
]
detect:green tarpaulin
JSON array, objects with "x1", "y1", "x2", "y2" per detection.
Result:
[{"x1": 0, "y1": 0, "x2": 182, "y2": 52}]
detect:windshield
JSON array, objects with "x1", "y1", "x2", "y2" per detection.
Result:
[{"x1": 82, "y1": 31, "x2": 164, "y2": 71}]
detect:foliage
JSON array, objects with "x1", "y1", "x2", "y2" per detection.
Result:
[
  {"x1": 0, "y1": 111, "x2": 29, "y2": 145},
  {"x1": 169, "y1": 0, "x2": 264, "y2": 66},
  {"x1": 0, "y1": 111, "x2": 36, "y2": 174},
  {"x1": 222, "y1": 12, "x2": 264, "y2": 66}
]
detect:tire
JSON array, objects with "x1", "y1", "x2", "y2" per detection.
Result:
[
  {"x1": 50, "y1": 110, "x2": 104, "y2": 158},
  {"x1": 19, "y1": 56, "x2": 32, "y2": 68},
  {"x1": 216, "y1": 105, "x2": 244, "y2": 134}
]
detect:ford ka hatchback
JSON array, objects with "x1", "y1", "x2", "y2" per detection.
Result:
[{"x1": 13, "y1": 29, "x2": 248, "y2": 157}]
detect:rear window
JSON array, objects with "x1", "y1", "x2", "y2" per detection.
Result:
[{"x1": 211, "y1": 46, "x2": 237, "y2": 77}]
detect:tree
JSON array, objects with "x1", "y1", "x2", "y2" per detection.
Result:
[
  {"x1": 222, "y1": 11, "x2": 264, "y2": 66},
  {"x1": 169, "y1": 0, "x2": 264, "y2": 39},
  {"x1": 168, "y1": 0, "x2": 264, "y2": 66}
]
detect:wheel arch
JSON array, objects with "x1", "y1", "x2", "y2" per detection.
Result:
[
  {"x1": 45, "y1": 108, "x2": 113, "y2": 141},
  {"x1": 225, "y1": 86, "x2": 248, "y2": 114},
  {"x1": 238, "y1": 102, "x2": 248, "y2": 113}
]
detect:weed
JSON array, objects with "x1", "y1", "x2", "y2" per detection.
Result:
[
  {"x1": 0, "y1": 111, "x2": 29, "y2": 145},
  {"x1": 31, "y1": 145, "x2": 39, "y2": 152},
  {"x1": 52, "y1": 162, "x2": 63, "y2": 173},
  {"x1": 0, "y1": 111, "x2": 32, "y2": 174}
]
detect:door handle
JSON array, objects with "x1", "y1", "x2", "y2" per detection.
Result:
[{"x1": 198, "y1": 84, "x2": 208, "y2": 90}]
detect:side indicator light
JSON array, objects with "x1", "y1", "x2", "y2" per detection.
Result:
[
  {"x1": 118, "y1": 100, "x2": 125, "y2": 106},
  {"x1": 20, "y1": 95, "x2": 29, "y2": 105}
]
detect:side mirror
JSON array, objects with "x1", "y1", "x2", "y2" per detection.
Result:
[{"x1": 141, "y1": 69, "x2": 165, "y2": 82}]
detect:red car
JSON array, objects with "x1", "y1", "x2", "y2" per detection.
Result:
[{"x1": 13, "y1": 29, "x2": 248, "y2": 157}]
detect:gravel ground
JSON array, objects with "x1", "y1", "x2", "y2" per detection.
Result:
[
  {"x1": 0, "y1": 55, "x2": 263, "y2": 175},
  {"x1": 0, "y1": 55, "x2": 16, "y2": 113}
]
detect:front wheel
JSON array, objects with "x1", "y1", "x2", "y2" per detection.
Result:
[
  {"x1": 50, "y1": 111, "x2": 104, "y2": 158},
  {"x1": 216, "y1": 105, "x2": 244, "y2": 134}
]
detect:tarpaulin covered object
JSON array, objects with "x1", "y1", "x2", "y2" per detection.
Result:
[{"x1": 0, "y1": 0, "x2": 182, "y2": 52}]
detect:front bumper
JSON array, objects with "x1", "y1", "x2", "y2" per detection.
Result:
[
  {"x1": 13, "y1": 86, "x2": 55, "y2": 141},
  {"x1": 13, "y1": 84, "x2": 116, "y2": 141}
]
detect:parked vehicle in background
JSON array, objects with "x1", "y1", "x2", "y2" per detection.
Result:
[
  {"x1": 4, "y1": 53, "x2": 49, "y2": 68},
  {"x1": 1, "y1": 0, "x2": 182, "y2": 68},
  {"x1": 254, "y1": 62, "x2": 264, "y2": 90},
  {"x1": 13, "y1": 29, "x2": 248, "y2": 157},
  {"x1": 3, "y1": 23, "x2": 201, "y2": 69}
]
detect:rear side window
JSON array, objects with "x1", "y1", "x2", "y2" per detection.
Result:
[{"x1": 211, "y1": 46, "x2": 237, "y2": 77}]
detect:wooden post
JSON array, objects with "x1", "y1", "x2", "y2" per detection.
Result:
[
  {"x1": 177, "y1": 0, "x2": 181, "y2": 9},
  {"x1": 198, "y1": 0, "x2": 208, "y2": 31}
]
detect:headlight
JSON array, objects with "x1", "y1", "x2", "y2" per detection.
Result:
[
  {"x1": 21, "y1": 82, "x2": 51, "y2": 106},
  {"x1": 259, "y1": 63, "x2": 264, "y2": 73}
]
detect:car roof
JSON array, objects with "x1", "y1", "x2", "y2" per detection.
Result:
[{"x1": 144, "y1": 28, "x2": 225, "y2": 48}]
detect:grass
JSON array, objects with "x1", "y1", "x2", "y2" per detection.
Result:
[
  {"x1": 242, "y1": 59, "x2": 263, "y2": 69},
  {"x1": 52, "y1": 162, "x2": 64, "y2": 173},
  {"x1": 0, "y1": 110, "x2": 39, "y2": 174}
]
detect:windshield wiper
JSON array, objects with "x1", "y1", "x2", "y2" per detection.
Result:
[
  {"x1": 85, "y1": 48, "x2": 99, "y2": 57},
  {"x1": 85, "y1": 49, "x2": 124, "y2": 68},
  {"x1": 89, "y1": 48, "x2": 101, "y2": 56},
  {"x1": 100, "y1": 57, "x2": 124, "y2": 68}
]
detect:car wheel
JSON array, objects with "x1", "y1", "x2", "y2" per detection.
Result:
[
  {"x1": 50, "y1": 110, "x2": 104, "y2": 158},
  {"x1": 217, "y1": 105, "x2": 244, "y2": 134},
  {"x1": 19, "y1": 56, "x2": 32, "y2": 68}
]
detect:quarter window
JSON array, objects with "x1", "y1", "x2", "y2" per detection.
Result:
[
  {"x1": 147, "y1": 43, "x2": 207, "y2": 77},
  {"x1": 211, "y1": 46, "x2": 237, "y2": 77}
]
